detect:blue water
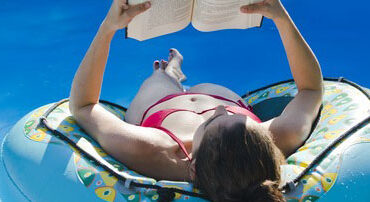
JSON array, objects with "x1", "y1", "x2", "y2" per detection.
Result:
[{"x1": 0, "y1": 0, "x2": 369, "y2": 136}]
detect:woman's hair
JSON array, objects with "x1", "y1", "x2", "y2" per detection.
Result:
[{"x1": 192, "y1": 121, "x2": 285, "y2": 202}]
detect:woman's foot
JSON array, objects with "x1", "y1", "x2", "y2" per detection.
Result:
[
  {"x1": 152, "y1": 48, "x2": 186, "y2": 90},
  {"x1": 166, "y1": 48, "x2": 187, "y2": 83},
  {"x1": 152, "y1": 58, "x2": 184, "y2": 90}
]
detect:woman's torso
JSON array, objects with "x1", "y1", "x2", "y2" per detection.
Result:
[{"x1": 139, "y1": 93, "x2": 261, "y2": 160}]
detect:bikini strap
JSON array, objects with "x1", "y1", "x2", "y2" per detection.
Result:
[
  {"x1": 153, "y1": 126, "x2": 192, "y2": 162},
  {"x1": 140, "y1": 106, "x2": 260, "y2": 162},
  {"x1": 139, "y1": 94, "x2": 185, "y2": 125},
  {"x1": 140, "y1": 92, "x2": 250, "y2": 125},
  {"x1": 141, "y1": 109, "x2": 181, "y2": 128}
]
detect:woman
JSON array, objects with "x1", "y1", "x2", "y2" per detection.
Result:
[{"x1": 69, "y1": 0, "x2": 323, "y2": 201}]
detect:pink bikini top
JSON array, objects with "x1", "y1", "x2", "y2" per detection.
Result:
[{"x1": 139, "y1": 93, "x2": 261, "y2": 161}]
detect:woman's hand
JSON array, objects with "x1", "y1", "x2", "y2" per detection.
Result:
[
  {"x1": 103, "y1": 0, "x2": 151, "y2": 32},
  {"x1": 240, "y1": 0, "x2": 287, "y2": 22}
]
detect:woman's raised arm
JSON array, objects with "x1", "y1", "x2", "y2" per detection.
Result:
[
  {"x1": 69, "y1": 0, "x2": 150, "y2": 148},
  {"x1": 69, "y1": 0, "x2": 151, "y2": 113},
  {"x1": 67, "y1": 0, "x2": 188, "y2": 181},
  {"x1": 69, "y1": 0, "x2": 150, "y2": 112},
  {"x1": 241, "y1": 0, "x2": 323, "y2": 92},
  {"x1": 241, "y1": 0, "x2": 323, "y2": 156},
  {"x1": 66, "y1": 0, "x2": 186, "y2": 179}
]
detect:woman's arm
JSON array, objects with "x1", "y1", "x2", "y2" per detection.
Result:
[
  {"x1": 69, "y1": 0, "x2": 151, "y2": 154},
  {"x1": 241, "y1": 0, "x2": 323, "y2": 92},
  {"x1": 241, "y1": 0, "x2": 323, "y2": 156},
  {"x1": 68, "y1": 0, "x2": 177, "y2": 176},
  {"x1": 68, "y1": 23, "x2": 114, "y2": 113},
  {"x1": 69, "y1": 0, "x2": 151, "y2": 113}
]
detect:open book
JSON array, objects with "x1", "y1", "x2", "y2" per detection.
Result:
[{"x1": 126, "y1": 0, "x2": 264, "y2": 41}]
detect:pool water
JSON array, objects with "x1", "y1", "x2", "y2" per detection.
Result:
[{"x1": 1, "y1": 0, "x2": 369, "y2": 138}]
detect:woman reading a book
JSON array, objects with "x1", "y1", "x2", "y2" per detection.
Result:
[{"x1": 69, "y1": 0, "x2": 323, "y2": 201}]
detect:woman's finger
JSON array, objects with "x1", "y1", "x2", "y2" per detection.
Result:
[
  {"x1": 122, "y1": 0, "x2": 129, "y2": 9},
  {"x1": 240, "y1": 2, "x2": 266, "y2": 14},
  {"x1": 114, "y1": 0, "x2": 127, "y2": 5},
  {"x1": 126, "y1": 1, "x2": 151, "y2": 18},
  {"x1": 122, "y1": 3, "x2": 129, "y2": 10}
]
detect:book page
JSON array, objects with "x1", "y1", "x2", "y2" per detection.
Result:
[
  {"x1": 127, "y1": 0, "x2": 193, "y2": 41},
  {"x1": 191, "y1": 0, "x2": 263, "y2": 32}
]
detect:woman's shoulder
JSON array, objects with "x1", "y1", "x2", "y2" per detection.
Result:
[{"x1": 134, "y1": 131, "x2": 191, "y2": 181}]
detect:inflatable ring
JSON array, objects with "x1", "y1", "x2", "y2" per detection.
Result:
[{"x1": 1, "y1": 78, "x2": 369, "y2": 202}]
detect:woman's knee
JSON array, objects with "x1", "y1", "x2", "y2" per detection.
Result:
[
  {"x1": 188, "y1": 83, "x2": 245, "y2": 103},
  {"x1": 188, "y1": 83, "x2": 233, "y2": 94},
  {"x1": 188, "y1": 83, "x2": 220, "y2": 91}
]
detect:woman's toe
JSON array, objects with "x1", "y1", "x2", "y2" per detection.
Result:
[
  {"x1": 169, "y1": 48, "x2": 178, "y2": 54},
  {"x1": 153, "y1": 60, "x2": 160, "y2": 70},
  {"x1": 160, "y1": 60, "x2": 168, "y2": 70},
  {"x1": 169, "y1": 48, "x2": 183, "y2": 64},
  {"x1": 170, "y1": 48, "x2": 181, "y2": 57},
  {"x1": 169, "y1": 48, "x2": 180, "y2": 59}
]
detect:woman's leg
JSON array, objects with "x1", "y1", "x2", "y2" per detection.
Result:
[
  {"x1": 188, "y1": 83, "x2": 248, "y2": 106},
  {"x1": 125, "y1": 49, "x2": 186, "y2": 125}
]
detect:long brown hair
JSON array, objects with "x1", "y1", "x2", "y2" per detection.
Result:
[{"x1": 192, "y1": 122, "x2": 285, "y2": 202}]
